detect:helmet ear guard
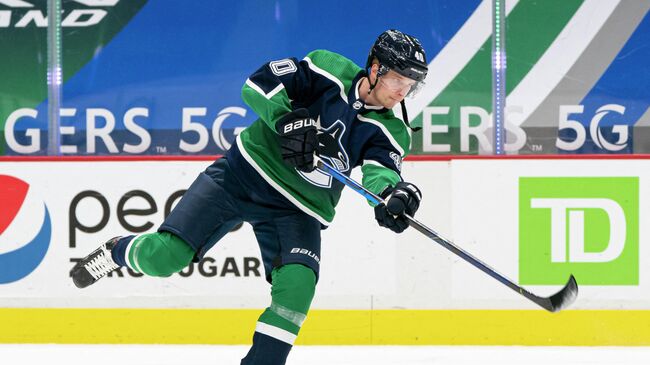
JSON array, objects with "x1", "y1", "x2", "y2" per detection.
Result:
[{"x1": 377, "y1": 64, "x2": 390, "y2": 78}]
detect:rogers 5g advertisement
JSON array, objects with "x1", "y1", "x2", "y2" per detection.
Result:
[{"x1": 2, "y1": 0, "x2": 648, "y2": 156}]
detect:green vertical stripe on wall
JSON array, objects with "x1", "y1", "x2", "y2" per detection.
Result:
[
  {"x1": 411, "y1": 0, "x2": 584, "y2": 154},
  {"x1": 0, "y1": 0, "x2": 149, "y2": 154},
  {"x1": 505, "y1": 0, "x2": 584, "y2": 93}
]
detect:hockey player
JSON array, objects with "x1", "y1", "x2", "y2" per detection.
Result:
[{"x1": 71, "y1": 29, "x2": 428, "y2": 365}]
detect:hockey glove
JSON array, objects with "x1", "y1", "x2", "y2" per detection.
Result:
[
  {"x1": 374, "y1": 182, "x2": 422, "y2": 233},
  {"x1": 276, "y1": 108, "x2": 318, "y2": 172}
]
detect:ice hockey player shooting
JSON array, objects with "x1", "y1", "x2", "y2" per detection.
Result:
[{"x1": 71, "y1": 29, "x2": 428, "y2": 365}]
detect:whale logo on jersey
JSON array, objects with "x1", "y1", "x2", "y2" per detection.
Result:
[
  {"x1": 317, "y1": 121, "x2": 350, "y2": 172},
  {"x1": 298, "y1": 119, "x2": 350, "y2": 188}
]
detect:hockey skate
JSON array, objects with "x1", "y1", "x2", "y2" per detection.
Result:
[{"x1": 71, "y1": 236, "x2": 121, "y2": 288}]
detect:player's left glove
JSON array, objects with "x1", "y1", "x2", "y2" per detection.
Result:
[
  {"x1": 276, "y1": 108, "x2": 318, "y2": 172},
  {"x1": 374, "y1": 182, "x2": 422, "y2": 233}
]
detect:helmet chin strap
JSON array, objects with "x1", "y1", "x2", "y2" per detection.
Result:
[
  {"x1": 400, "y1": 100, "x2": 421, "y2": 132},
  {"x1": 365, "y1": 67, "x2": 379, "y2": 94}
]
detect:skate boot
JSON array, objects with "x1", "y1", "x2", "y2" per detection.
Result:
[{"x1": 71, "y1": 236, "x2": 121, "y2": 288}]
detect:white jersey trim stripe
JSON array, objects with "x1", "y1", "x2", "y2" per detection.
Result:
[
  {"x1": 245, "y1": 79, "x2": 286, "y2": 100},
  {"x1": 303, "y1": 56, "x2": 348, "y2": 103},
  {"x1": 255, "y1": 322, "x2": 297, "y2": 345},
  {"x1": 125, "y1": 235, "x2": 143, "y2": 273},
  {"x1": 362, "y1": 159, "x2": 385, "y2": 167},
  {"x1": 357, "y1": 115, "x2": 405, "y2": 156},
  {"x1": 353, "y1": 79, "x2": 382, "y2": 110},
  {"x1": 236, "y1": 135, "x2": 330, "y2": 226},
  {"x1": 362, "y1": 159, "x2": 403, "y2": 182}
]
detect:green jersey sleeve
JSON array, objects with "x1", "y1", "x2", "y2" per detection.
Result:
[{"x1": 241, "y1": 57, "x2": 313, "y2": 132}]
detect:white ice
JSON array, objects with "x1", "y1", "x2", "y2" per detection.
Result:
[{"x1": 0, "y1": 345, "x2": 649, "y2": 365}]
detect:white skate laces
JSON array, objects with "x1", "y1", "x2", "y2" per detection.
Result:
[{"x1": 84, "y1": 246, "x2": 119, "y2": 280}]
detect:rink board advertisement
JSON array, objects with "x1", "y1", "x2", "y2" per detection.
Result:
[
  {"x1": 0, "y1": 157, "x2": 649, "y2": 345},
  {"x1": 1, "y1": 0, "x2": 650, "y2": 156},
  {"x1": 0, "y1": 159, "x2": 398, "y2": 307}
]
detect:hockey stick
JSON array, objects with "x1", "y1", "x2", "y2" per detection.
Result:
[{"x1": 315, "y1": 157, "x2": 578, "y2": 312}]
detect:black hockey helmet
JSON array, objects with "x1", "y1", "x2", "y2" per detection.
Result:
[
  {"x1": 366, "y1": 29, "x2": 428, "y2": 84},
  {"x1": 366, "y1": 30, "x2": 428, "y2": 131}
]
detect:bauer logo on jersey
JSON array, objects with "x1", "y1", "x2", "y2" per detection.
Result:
[
  {"x1": 519, "y1": 177, "x2": 639, "y2": 286},
  {"x1": 0, "y1": 175, "x2": 52, "y2": 284}
]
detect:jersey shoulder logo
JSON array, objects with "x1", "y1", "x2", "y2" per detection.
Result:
[
  {"x1": 269, "y1": 59, "x2": 297, "y2": 76},
  {"x1": 389, "y1": 151, "x2": 402, "y2": 171}
]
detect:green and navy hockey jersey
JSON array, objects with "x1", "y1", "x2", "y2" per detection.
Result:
[{"x1": 229, "y1": 49, "x2": 410, "y2": 225}]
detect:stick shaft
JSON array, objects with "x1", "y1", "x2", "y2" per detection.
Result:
[{"x1": 316, "y1": 158, "x2": 570, "y2": 311}]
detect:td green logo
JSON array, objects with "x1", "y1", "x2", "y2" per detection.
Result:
[{"x1": 519, "y1": 177, "x2": 638, "y2": 285}]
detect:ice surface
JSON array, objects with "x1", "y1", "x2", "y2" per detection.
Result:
[{"x1": 0, "y1": 344, "x2": 648, "y2": 365}]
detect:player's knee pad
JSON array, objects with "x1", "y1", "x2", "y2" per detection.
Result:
[
  {"x1": 271, "y1": 264, "x2": 316, "y2": 314},
  {"x1": 128, "y1": 232, "x2": 195, "y2": 277},
  {"x1": 258, "y1": 264, "x2": 316, "y2": 335}
]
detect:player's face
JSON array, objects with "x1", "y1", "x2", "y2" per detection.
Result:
[{"x1": 373, "y1": 70, "x2": 416, "y2": 108}]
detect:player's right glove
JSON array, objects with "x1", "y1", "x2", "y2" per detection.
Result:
[
  {"x1": 374, "y1": 182, "x2": 422, "y2": 233},
  {"x1": 276, "y1": 108, "x2": 318, "y2": 172}
]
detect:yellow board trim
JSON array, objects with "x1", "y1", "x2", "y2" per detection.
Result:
[{"x1": 0, "y1": 309, "x2": 648, "y2": 345}]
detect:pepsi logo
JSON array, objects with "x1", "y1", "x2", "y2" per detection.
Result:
[{"x1": 0, "y1": 175, "x2": 51, "y2": 284}]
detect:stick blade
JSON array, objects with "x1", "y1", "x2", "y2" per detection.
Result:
[{"x1": 534, "y1": 275, "x2": 579, "y2": 313}]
